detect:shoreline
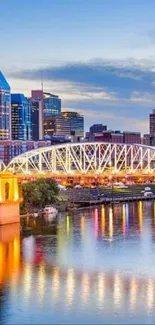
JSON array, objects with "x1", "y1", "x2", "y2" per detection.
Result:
[{"x1": 20, "y1": 195, "x2": 155, "y2": 218}]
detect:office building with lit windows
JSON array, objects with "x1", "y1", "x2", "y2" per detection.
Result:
[
  {"x1": 44, "y1": 115, "x2": 71, "y2": 138},
  {"x1": 11, "y1": 94, "x2": 32, "y2": 141},
  {"x1": 0, "y1": 71, "x2": 11, "y2": 139},
  {"x1": 62, "y1": 111, "x2": 84, "y2": 140}
]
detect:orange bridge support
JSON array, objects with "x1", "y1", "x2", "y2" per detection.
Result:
[{"x1": 0, "y1": 174, "x2": 20, "y2": 225}]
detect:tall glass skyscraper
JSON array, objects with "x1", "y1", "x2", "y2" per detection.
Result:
[
  {"x1": 43, "y1": 92, "x2": 61, "y2": 117},
  {"x1": 11, "y1": 94, "x2": 32, "y2": 141},
  {"x1": 0, "y1": 71, "x2": 11, "y2": 139},
  {"x1": 31, "y1": 90, "x2": 61, "y2": 141}
]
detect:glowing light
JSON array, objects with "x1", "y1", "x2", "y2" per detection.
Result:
[
  {"x1": 23, "y1": 264, "x2": 33, "y2": 301},
  {"x1": 81, "y1": 216, "x2": 85, "y2": 236},
  {"x1": 66, "y1": 269, "x2": 75, "y2": 306},
  {"x1": 66, "y1": 215, "x2": 70, "y2": 234},
  {"x1": 130, "y1": 278, "x2": 137, "y2": 310},
  {"x1": 122, "y1": 204, "x2": 126, "y2": 237},
  {"x1": 138, "y1": 201, "x2": 143, "y2": 232},
  {"x1": 98, "y1": 273, "x2": 105, "y2": 304},
  {"x1": 13, "y1": 236, "x2": 20, "y2": 270},
  {"x1": 94, "y1": 208, "x2": 99, "y2": 238},
  {"x1": 125, "y1": 203, "x2": 129, "y2": 231},
  {"x1": 38, "y1": 263, "x2": 46, "y2": 303},
  {"x1": 113, "y1": 273, "x2": 122, "y2": 308},
  {"x1": 52, "y1": 268, "x2": 60, "y2": 302},
  {"x1": 81, "y1": 273, "x2": 90, "y2": 304},
  {"x1": 147, "y1": 280, "x2": 154, "y2": 313},
  {"x1": 109, "y1": 207, "x2": 113, "y2": 240},
  {"x1": 101, "y1": 206, "x2": 105, "y2": 237}
]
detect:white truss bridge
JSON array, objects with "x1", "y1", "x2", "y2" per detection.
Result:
[{"x1": 3, "y1": 142, "x2": 155, "y2": 177}]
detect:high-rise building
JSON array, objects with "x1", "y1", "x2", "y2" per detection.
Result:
[
  {"x1": 0, "y1": 71, "x2": 11, "y2": 139},
  {"x1": 149, "y1": 109, "x2": 155, "y2": 145},
  {"x1": 44, "y1": 115, "x2": 71, "y2": 138},
  {"x1": 62, "y1": 111, "x2": 84, "y2": 139},
  {"x1": 43, "y1": 92, "x2": 61, "y2": 117},
  {"x1": 31, "y1": 90, "x2": 44, "y2": 141},
  {"x1": 31, "y1": 90, "x2": 61, "y2": 141},
  {"x1": 11, "y1": 94, "x2": 31, "y2": 141}
]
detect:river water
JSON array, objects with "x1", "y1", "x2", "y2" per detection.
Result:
[{"x1": 1, "y1": 201, "x2": 155, "y2": 324}]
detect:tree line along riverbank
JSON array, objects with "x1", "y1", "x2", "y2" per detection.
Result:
[{"x1": 20, "y1": 178, "x2": 155, "y2": 216}]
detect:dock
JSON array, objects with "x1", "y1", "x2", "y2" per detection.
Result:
[{"x1": 64, "y1": 188, "x2": 155, "y2": 206}]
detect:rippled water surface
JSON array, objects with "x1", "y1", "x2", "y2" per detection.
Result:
[{"x1": 1, "y1": 201, "x2": 155, "y2": 324}]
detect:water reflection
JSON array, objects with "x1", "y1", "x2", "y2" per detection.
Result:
[
  {"x1": 0, "y1": 223, "x2": 20, "y2": 284},
  {"x1": 1, "y1": 202, "x2": 155, "y2": 324}
]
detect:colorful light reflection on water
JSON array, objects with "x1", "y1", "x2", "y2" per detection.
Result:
[{"x1": 1, "y1": 201, "x2": 155, "y2": 324}]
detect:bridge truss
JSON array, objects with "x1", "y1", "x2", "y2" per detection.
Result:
[
  {"x1": 4, "y1": 142, "x2": 155, "y2": 178},
  {"x1": 0, "y1": 159, "x2": 6, "y2": 171}
]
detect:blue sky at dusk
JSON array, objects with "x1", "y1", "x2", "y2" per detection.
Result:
[{"x1": 1, "y1": 0, "x2": 155, "y2": 132}]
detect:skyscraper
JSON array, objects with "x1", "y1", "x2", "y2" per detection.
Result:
[
  {"x1": 31, "y1": 90, "x2": 61, "y2": 141},
  {"x1": 150, "y1": 109, "x2": 155, "y2": 145},
  {"x1": 62, "y1": 111, "x2": 84, "y2": 140},
  {"x1": 11, "y1": 94, "x2": 32, "y2": 141},
  {"x1": 31, "y1": 90, "x2": 44, "y2": 141},
  {"x1": 43, "y1": 92, "x2": 61, "y2": 117},
  {"x1": 44, "y1": 115, "x2": 71, "y2": 138},
  {"x1": 0, "y1": 71, "x2": 11, "y2": 139}
]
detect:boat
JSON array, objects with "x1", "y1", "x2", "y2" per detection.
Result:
[{"x1": 43, "y1": 206, "x2": 58, "y2": 215}]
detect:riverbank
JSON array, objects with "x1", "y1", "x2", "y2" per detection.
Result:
[{"x1": 20, "y1": 184, "x2": 155, "y2": 217}]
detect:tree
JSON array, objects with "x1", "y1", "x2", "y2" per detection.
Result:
[{"x1": 20, "y1": 178, "x2": 59, "y2": 213}]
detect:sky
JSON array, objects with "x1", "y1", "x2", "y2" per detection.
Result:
[{"x1": 1, "y1": 0, "x2": 155, "y2": 133}]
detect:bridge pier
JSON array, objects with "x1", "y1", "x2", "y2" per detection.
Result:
[{"x1": 0, "y1": 174, "x2": 20, "y2": 225}]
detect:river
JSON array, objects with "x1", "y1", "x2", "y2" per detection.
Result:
[{"x1": 1, "y1": 201, "x2": 155, "y2": 324}]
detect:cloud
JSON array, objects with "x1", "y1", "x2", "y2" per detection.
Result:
[
  {"x1": 8, "y1": 58, "x2": 154, "y2": 133},
  {"x1": 9, "y1": 59, "x2": 155, "y2": 100}
]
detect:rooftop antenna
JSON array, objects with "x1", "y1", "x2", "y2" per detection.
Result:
[{"x1": 41, "y1": 70, "x2": 44, "y2": 92}]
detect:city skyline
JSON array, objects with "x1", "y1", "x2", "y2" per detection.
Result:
[{"x1": 1, "y1": 0, "x2": 155, "y2": 132}]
